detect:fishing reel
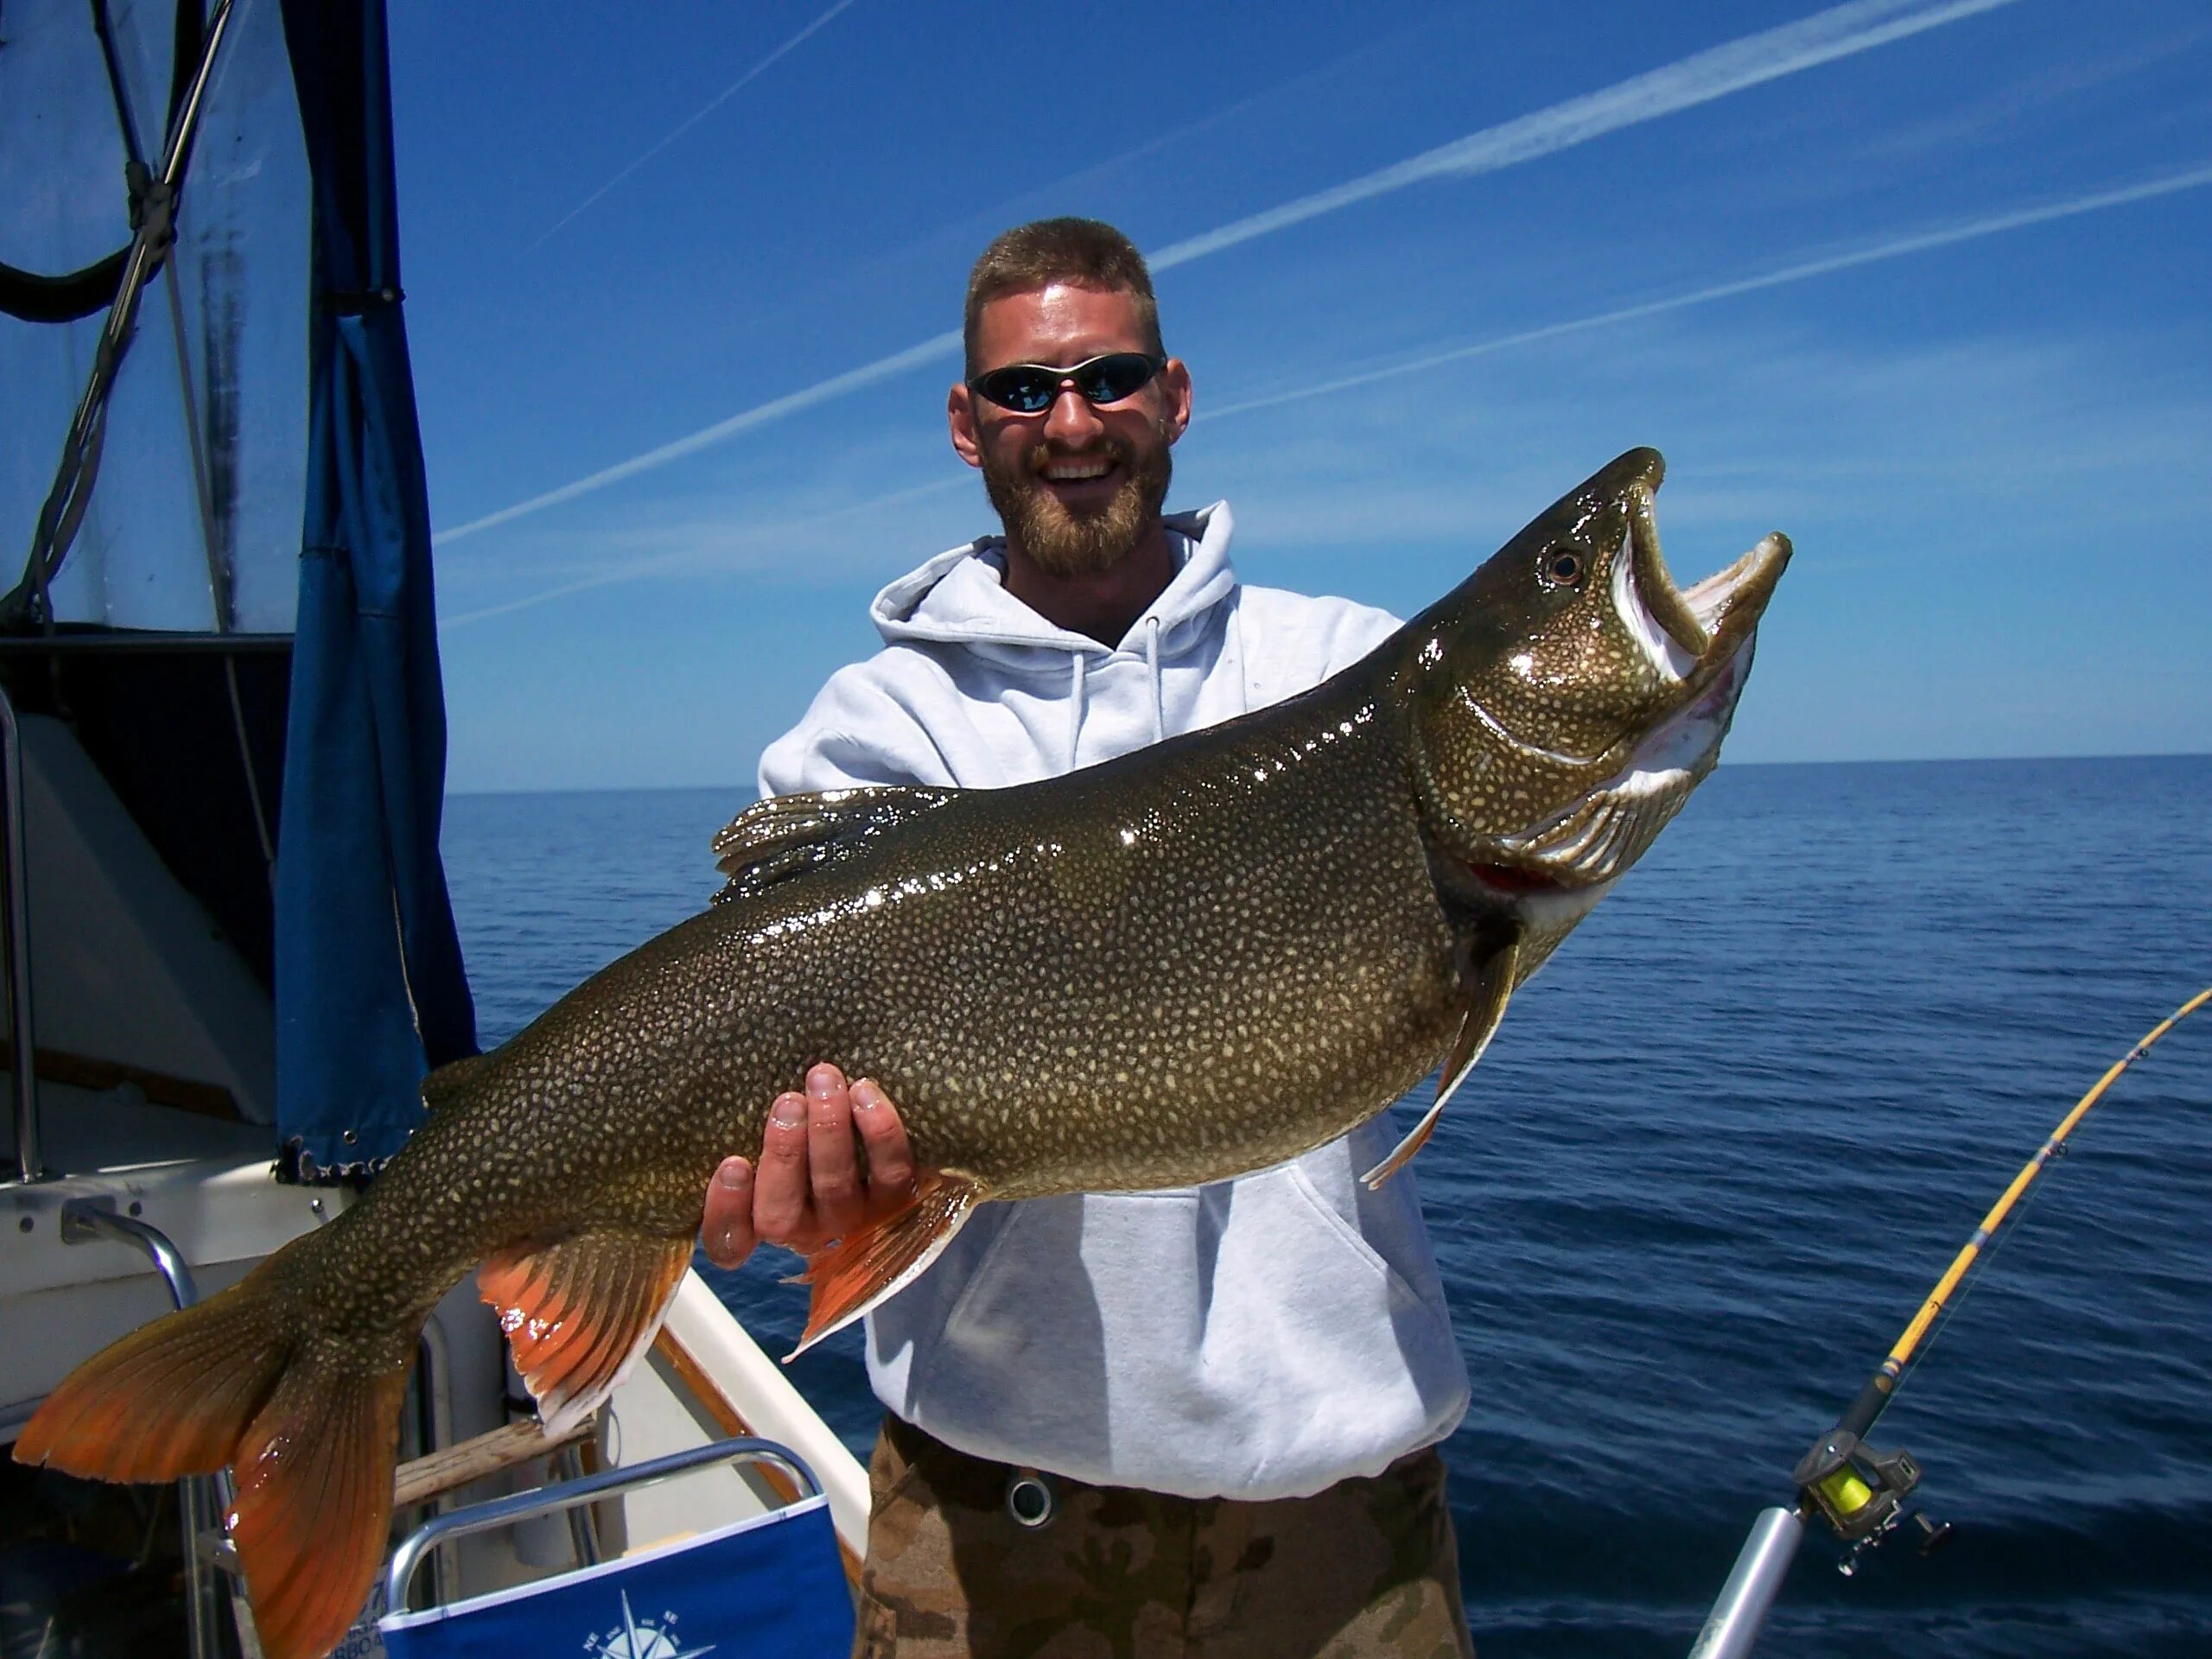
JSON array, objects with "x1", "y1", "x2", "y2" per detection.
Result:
[{"x1": 1791, "y1": 1429, "x2": 1952, "y2": 1576}]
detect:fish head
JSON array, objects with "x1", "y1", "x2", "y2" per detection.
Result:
[{"x1": 1395, "y1": 447, "x2": 1789, "y2": 904}]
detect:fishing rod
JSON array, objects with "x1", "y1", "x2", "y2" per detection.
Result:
[{"x1": 1687, "y1": 985, "x2": 2212, "y2": 1659}]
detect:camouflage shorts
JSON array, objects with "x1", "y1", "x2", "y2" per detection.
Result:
[{"x1": 851, "y1": 1414, "x2": 1474, "y2": 1659}]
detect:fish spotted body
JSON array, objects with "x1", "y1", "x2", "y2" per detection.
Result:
[{"x1": 14, "y1": 449, "x2": 1788, "y2": 1659}]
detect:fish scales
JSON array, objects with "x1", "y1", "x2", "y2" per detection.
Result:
[
  {"x1": 13, "y1": 448, "x2": 1789, "y2": 1659},
  {"x1": 496, "y1": 671, "x2": 1451, "y2": 1201}
]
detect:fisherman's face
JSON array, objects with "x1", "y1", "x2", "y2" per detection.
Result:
[{"x1": 950, "y1": 283, "x2": 1192, "y2": 579}]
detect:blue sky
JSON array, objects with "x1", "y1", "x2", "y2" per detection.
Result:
[{"x1": 387, "y1": 0, "x2": 2212, "y2": 793}]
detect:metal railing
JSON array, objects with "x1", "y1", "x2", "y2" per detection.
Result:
[
  {"x1": 3, "y1": 683, "x2": 41, "y2": 1183},
  {"x1": 56, "y1": 1199, "x2": 227, "y2": 1659},
  {"x1": 384, "y1": 1436, "x2": 822, "y2": 1616}
]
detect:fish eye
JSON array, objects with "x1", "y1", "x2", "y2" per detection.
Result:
[{"x1": 1540, "y1": 545, "x2": 1584, "y2": 587}]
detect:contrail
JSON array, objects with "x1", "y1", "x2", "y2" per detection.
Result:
[
  {"x1": 1205, "y1": 162, "x2": 2212, "y2": 419},
  {"x1": 438, "y1": 330, "x2": 958, "y2": 544},
  {"x1": 439, "y1": 474, "x2": 969, "y2": 629},
  {"x1": 438, "y1": 0, "x2": 2019, "y2": 546},
  {"x1": 530, "y1": 0, "x2": 865, "y2": 250},
  {"x1": 442, "y1": 161, "x2": 2208, "y2": 626},
  {"x1": 1147, "y1": 0, "x2": 2020, "y2": 271}
]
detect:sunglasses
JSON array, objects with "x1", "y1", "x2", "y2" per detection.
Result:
[{"x1": 965, "y1": 352, "x2": 1166, "y2": 414}]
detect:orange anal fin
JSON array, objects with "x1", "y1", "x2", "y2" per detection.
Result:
[
  {"x1": 787, "y1": 1169, "x2": 982, "y2": 1359},
  {"x1": 226, "y1": 1360, "x2": 411, "y2": 1659},
  {"x1": 479, "y1": 1230, "x2": 694, "y2": 1438},
  {"x1": 1362, "y1": 928, "x2": 1522, "y2": 1189}
]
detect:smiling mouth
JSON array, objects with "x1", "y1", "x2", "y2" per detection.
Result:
[{"x1": 1037, "y1": 455, "x2": 1118, "y2": 486}]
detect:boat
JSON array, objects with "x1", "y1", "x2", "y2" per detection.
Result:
[{"x1": 1, "y1": 2, "x2": 864, "y2": 1653}]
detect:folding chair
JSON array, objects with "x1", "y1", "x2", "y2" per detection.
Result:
[{"x1": 376, "y1": 1435, "x2": 854, "y2": 1658}]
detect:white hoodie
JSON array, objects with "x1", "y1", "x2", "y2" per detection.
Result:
[{"x1": 758, "y1": 502, "x2": 1471, "y2": 1499}]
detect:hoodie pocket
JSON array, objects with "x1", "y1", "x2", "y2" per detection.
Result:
[{"x1": 1282, "y1": 1160, "x2": 1429, "y2": 1313}]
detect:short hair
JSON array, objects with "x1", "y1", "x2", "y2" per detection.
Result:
[{"x1": 963, "y1": 218, "x2": 1164, "y2": 375}]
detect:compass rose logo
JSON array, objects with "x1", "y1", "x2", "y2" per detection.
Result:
[{"x1": 581, "y1": 1588, "x2": 715, "y2": 1658}]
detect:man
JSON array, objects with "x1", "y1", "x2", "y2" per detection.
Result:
[{"x1": 701, "y1": 219, "x2": 1474, "y2": 1657}]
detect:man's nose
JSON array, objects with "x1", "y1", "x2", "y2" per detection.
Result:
[{"x1": 1042, "y1": 385, "x2": 1105, "y2": 446}]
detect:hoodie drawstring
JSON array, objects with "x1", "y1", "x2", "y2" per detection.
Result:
[
  {"x1": 1065, "y1": 651, "x2": 1088, "y2": 773},
  {"x1": 1062, "y1": 617, "x2": 1165, "y2": 771},
  {"x1": 1144, "y1": 615, "x2": 1165, "y2": 746}
]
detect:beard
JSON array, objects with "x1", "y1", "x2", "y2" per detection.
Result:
[{"x1": 980, "y1": 419, "x2": 1173, "y2": 580}]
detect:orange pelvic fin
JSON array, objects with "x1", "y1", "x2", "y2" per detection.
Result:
[
  {"x1": 479, "y1": 1229, "x2": 694, "y2": 1438},
  {"x1": 788, "y1": 1168, "x2": 982, "y2": 1359}
]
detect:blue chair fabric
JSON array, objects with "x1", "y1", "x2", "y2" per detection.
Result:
[{"x1": 378, "y1": 1490, "x2": 852, "y2": 1658}]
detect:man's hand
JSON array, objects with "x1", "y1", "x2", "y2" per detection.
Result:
[{"x1": 700, "y1": 1063, "x2": 917, "y2": 1269}]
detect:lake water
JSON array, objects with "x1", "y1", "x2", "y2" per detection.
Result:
[{"x1": 442, "y1": 754, "x2": 2212, "y2": 1657}]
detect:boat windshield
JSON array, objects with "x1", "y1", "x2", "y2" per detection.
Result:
[{"x1": 1, "y1": 0, "x2": 310, "y2": 636}]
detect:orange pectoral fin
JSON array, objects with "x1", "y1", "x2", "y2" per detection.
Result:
[
  {"x1": 479, "y1": 1229, "x2": 695, "y2": 1438},
  {"x1": 788, "y1": 1169, "x2": 982, "y2": 1359}
]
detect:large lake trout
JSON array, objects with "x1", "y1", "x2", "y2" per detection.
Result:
[{"x1": 17, "y1": 448, "x2": 1787, "y2": 1658}]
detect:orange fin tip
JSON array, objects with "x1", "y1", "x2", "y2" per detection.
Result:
[
  {"x1": 787, "y1": 1169, "x2": 982, "y2": 1359},
  {"x1": 226, "y1": 1363, "x2": 410, "y2": 1659},
  {"x1": 480, "y1": 1230, "x2": 695, "y2": 1438}
]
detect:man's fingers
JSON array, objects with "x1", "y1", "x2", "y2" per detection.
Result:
[
  {"x1": 849, "y1": 1078, "x2": 917, "y2": 1198},
  {"x1": 753, "y1": 1091, "x2": 811, "y2": 1246},
  {"x1": 803, "y1": 1064, "x2": 866, "y2": 1236},
  {"x1": 701, "y1": 1157, "x2": 757, "y2": 1269}
]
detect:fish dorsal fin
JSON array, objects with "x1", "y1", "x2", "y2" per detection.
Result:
[
  {"x1": 1363, "y1": 929, "x2": 1522, "y2": 1188},
  {"x1": 786, "y1": 1168, "x2": 984, "y2": 1358},
  {"x1": 421, "y1": 1052, "x2": 488, "y2": 1111},
  {"x1": 712, "y1": 785, "x2": 960, "y2": 903},
  {"x1": 479, "y1": 1230, "x2": 695, "y2": 1437}
]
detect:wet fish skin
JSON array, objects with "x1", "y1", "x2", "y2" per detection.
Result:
[{"x1": 11, "y1": 448, "x2": 1787, "y2": 1659}]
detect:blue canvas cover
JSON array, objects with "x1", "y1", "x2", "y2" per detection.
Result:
[
  {"x1": 377, "y1": 1495, "x2": 855, "y2": 1659},
  {"x1": 273, "y1": 0, "x2": 477, "y2": 1178}
]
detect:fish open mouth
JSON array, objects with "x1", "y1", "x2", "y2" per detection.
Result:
[{"x1": 1618, "y1": 474, "x2": 1791, "y2": 691}]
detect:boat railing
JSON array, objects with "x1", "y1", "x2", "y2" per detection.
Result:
[
  {"x1": 54, "y1": 1198, "x2": 231, "y2": 1659},
  {"x1": 3, "y1": 682, "x2": 41, "y2": 1184}
]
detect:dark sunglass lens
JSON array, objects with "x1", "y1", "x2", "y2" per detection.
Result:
[
  {"x1": 1073, "y1": 354, "x2": 1157, "y2": 404},
  {"x1": 976, "y1": 367, "x2": 1057, "y2": 411}
]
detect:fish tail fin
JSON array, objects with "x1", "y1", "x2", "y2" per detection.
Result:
[
  {"x1": 227, "y1": 1346, "x2": 411, "y2": 1659},
  {"x1": 13, "y1": 1250, "x2": 416, "y2": 1659},
  {"x1": 12, "y1": 1267, "x2": 296, "y2": 1481}
]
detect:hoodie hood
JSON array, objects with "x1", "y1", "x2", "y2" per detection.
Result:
[
  {"x1": 761, "y1": 493, "x2": 1398, "y2": 793},
  {"x1": 870, "y1": 502, "x2": 1240, "y2": 674}
]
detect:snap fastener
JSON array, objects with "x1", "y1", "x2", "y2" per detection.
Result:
[{"x1": 1005, "y1": 1468, "x2": 1057, "y2": 1529}]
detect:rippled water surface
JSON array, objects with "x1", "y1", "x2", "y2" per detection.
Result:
[{"x1": 444, "y1": 756, "x2": 2212, "y2": 1657}]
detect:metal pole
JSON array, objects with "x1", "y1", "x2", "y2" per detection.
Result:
[
  {"x1": 1687, "y1": 1507, "x2": 1804, "y2": 1659},
  {"x1": 2, "y1": 685, "x2": 40, "y2": 1183},
  {"x1": 57, "y1": 1202, "x2": 227, "y2": 1659}
]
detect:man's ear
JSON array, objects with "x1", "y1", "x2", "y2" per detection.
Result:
[
  {"x1": 1160, "y1": 357, "x2": 1193, "y2": 445},
  {"x1": 947, "y1": 383, "x2": 984, "y2": 468}
]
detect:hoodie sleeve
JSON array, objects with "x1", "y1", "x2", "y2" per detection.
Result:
[{"x1": 757, "y1": 659, "x2": 961, "y2": 798}]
